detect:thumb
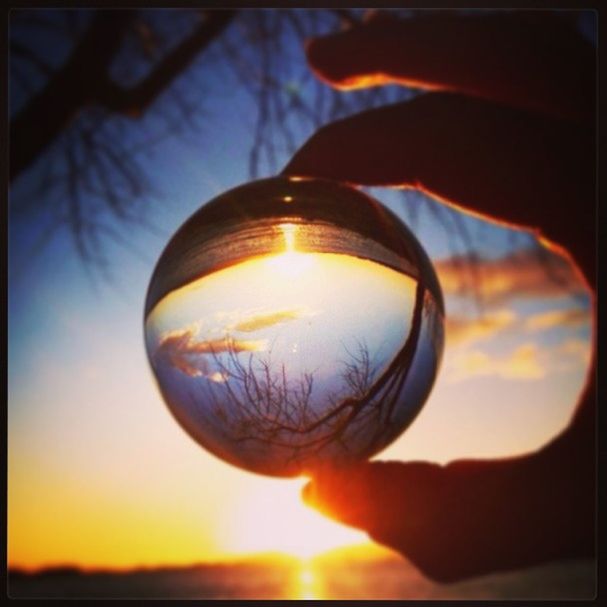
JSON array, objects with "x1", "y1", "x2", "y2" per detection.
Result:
[
  {"x1": 301, "y1": 461, "x2": 445, "y2": 537},
  {"x1": 302, "y1": 463, "x2": 376, "y2": 528}
]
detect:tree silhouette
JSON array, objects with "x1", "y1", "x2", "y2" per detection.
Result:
[
  {"x1": 9, "y1": 8, "x2": 584, "y2": 307},
  {"x1": 10, "y1": 10, "x2": 236, "y2": 181},
  {"x1": 196, "y1": 282, "x2": 428, "y2": 470},
  {"x1": 10, "y1": 8, "x2": 414, "y2": 267}
]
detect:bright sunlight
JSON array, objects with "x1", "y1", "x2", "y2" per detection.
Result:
[{"x1": 226, "y1": 477, "x2": 368, "y2": 559}]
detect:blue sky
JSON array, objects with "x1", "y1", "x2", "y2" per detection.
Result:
[{"x1": 8, "y1": 9, "x2": 594, "y2": 568}]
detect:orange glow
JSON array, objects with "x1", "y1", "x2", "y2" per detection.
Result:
[
  {"x1": 319, "y1": 71, "x2": 451, "y2": 93},
  {"x1": 537, "y1": 234, "x2": 592, "y2": 292},
  {"x1": 8, "y1": 463, "x2": 369, "y2": 570},
  {"x1": 8, "y1": 466, "x2": 223, "y2": 570}
]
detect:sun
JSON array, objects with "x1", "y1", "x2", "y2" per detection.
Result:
[
  {"x1": 262, "y1": 223, "x2": 317, "y2": 278},
  {"x1": 225, "y1": 477, "x2": 368, "y2": 559}
]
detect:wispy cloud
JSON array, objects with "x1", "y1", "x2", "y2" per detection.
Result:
[
  {"x1": 524, "y1": 308, "x2": 590, "y2": 332},
  {"x1": 154, "y1": 327, "x2": 266, "y2": 378},
  {"x1": 434, "y1": 248, "x2": 587, "y2": 304},
  {"x1": 446, "y1": 309, "x2": 516, "y2": 347},
  {"x1": 444, "y1": 304, "x2": 590, "y2": 350},
  {"x1": 231, "y1": 309, "x2": 308, "y2": 332},
  {"x1": 556, "y1": 338, "x2": 592, "y2": 367},
  {"x1": 153, "y1": 306, "x2": 316, "y2": 378},
  {"x1": 446, "y1": 343, "x2": 545, "y2": 383}
]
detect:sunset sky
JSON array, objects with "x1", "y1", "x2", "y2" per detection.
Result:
[{"x1": 8, "y1": 10, "x2": 593, "y2": 571}]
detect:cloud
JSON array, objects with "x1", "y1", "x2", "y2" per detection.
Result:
[
  {"x1": 231, "y1": 309, "x2": 307, "y2": 332},
  {"x1": 154, "y1": 327, "x2": 266, "y2": 378},
  {"x1": 434, "y1": 248, "x2": 587, "y2": 304},
  {"x1": 556, "y1": 338, "x2": 592, "y2": 367},
  {"x1": 446, "y1": 309, "x2": 516, "y2": 347},
  {"x1": 524, "y1": 308, "x2": 590, "y2": 332},
  {"x1": 446, "y1": 343, "x2": 545, "y2": 383},
  {"x1": 152, "y1": 306, "x2": 317, "y2": 379},
  {"x1": 443, "y1": 303, "x2": 590, "y2": 352}
]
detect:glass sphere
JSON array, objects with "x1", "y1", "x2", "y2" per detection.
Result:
[{"x1": 144, "y1": 177, "x2": 444, "y2": 477}]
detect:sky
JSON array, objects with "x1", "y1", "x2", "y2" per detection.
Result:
[{"x1": 7, "y1": 9, "x2": 594, "y2": 571}]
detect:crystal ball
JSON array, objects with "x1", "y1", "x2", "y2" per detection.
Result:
[{"x1": 144, "y1": 177, "x2": 444, "y2": 477}]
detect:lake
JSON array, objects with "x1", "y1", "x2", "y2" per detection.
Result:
[{"x1": 8, "y1": 547, "x2": 596, "y2": 600}]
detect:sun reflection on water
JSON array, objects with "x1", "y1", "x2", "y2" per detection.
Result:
[{"x1": 297, "y1": 558, "x2": 321, "y2": 600}]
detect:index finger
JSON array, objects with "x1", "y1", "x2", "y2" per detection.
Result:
[
  {"x1": 282, "y1": 93, "x2": 595, "y2": 290},
  {"x1": 306, "y1": 11, "x2": 594, "y2": 122}
]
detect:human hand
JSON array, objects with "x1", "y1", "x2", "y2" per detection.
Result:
[
  {"x1": 282, "y1": 11, "x2": 596, "y2": 582},
  {"x1": 301, "y1": 411, "x2": 595, "y2": 583},
  {"x1": 283, "y1": 11, "x2": 595, "y2": 290}
]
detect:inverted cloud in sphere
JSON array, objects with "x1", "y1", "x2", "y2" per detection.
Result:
[{"x1": 154, "y1": 326, "x2": 266, "y2": 378}]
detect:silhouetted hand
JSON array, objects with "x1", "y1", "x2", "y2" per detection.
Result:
[{"x1": 282, "y1": 11, "x2": 596, "y2": 582}]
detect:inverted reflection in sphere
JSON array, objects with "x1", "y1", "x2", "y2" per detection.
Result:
[{"x1": 144, "y1": 177, "x2": 444, "y2": 477}]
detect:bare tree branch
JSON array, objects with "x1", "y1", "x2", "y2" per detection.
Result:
[
  {"x1": 10, "y1": 10, "x2": 236, "y2": 182},
  {"x1": 10, "y1": 10, "x2": 136, "y2": 181},
  {"x1": 97, "y1": 10, "x2": 236, "y2": 117},
  {"x1": 9, "y1": 7, "x2": 562, "y2": 311},
  {"x1": 194, "y1": 282, "x2": 428, "y2": 470},
  {"x1": 10, "y1": 40, "x2": 55, "y2": 76}
]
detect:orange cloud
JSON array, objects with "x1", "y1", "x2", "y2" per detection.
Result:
[
  {"x1": 154, "y1": 328, "x2": 266, "y2": 378},
  {"x1": 524, "y1": 308, "x2": 590, "y2": 332},
  {"x1": 557, "y1": 338, "x2": 592, "y2": 366},
  {"x1": 232, "y1": 309, "x2": 305, "y2": 332},
  {"x1": 446, "y1": 309, "x2": 516, "y2": 347},
  {"x1": 446, "y1": 343, "x2": 545, "y2": 383},
  {"x1": 434, "y1": 248, "x2": 587, "y2": 304}
]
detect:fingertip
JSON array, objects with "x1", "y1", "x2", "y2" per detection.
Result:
[
  {"x1": 301, "y1": 480, "x2": 314, "y2": 505},
  {"x1": 303, "y1": 29, "x2": 370, "y2": 87},
  {"x1": 303, "y1": 35, "x2": 338, "y2": 84}
]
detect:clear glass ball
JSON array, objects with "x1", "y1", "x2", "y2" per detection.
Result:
[{"x1": 144, "y1": 177, "x2": 444, "y2": 477}]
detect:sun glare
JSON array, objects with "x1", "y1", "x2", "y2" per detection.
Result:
[
  {"x1": 280, "y1": 222, "x2": 297, "y2": 252},
  {"x1": 262, "y1": 223, "x2": 317, "y2": 278},
  {"x1": 226, "y1": 477, "x2": 368, "y2": 559},
  {"x1": 297, "y1": 559, "x2": 320, "y2": 599},
  {"x1": 264, "y1": 251, "x2": 316, "y2": 278}
]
